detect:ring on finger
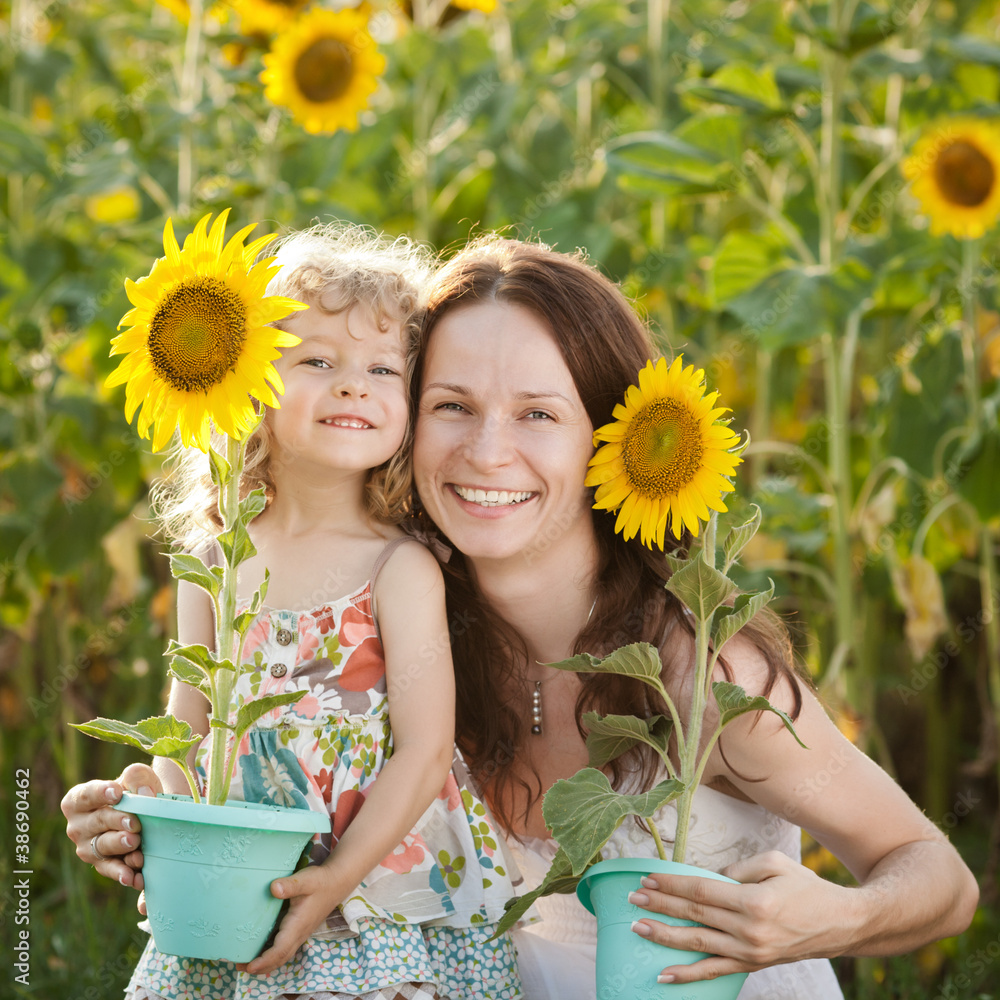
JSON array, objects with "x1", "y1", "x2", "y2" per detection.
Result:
[{"x1": 91, "y1": 833, "x2": 108, "y2": 863}]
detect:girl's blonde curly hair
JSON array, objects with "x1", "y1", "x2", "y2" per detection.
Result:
[{"x1": 152, "y1": 222, "x2": 432, "y2": 550}]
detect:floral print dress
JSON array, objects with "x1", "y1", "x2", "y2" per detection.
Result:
[{"x1": 126, "y1": 539, "x2": 523, "y2": 1000}]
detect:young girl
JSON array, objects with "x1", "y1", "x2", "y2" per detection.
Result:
[{"x1": 125, "y1": 225, "x2": 523, "y2": 1000}]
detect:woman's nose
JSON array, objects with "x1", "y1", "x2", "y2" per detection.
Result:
[{"x1": 462, "y1": 417, "x2": 514, "y2": 469}]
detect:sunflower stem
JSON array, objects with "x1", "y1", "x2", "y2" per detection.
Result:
[
  {"x1": 960, "y1": 237, "x2": 983, "y2": 432},
  {"x1": 672, "y1": 510, "x2": 719, "y2": 863},
  {"x1": 206, "y1": 432, "x2": 245, "y2": 805},
  {"x1": 979, "y1": 526, "x2": 1000, "y2": 827},
  {"x1": 411, "y1": 0, "x2": 434, "y2": 242},
  {"x1": 177, "y1": 0, "x2": 205, "y2": 215}
]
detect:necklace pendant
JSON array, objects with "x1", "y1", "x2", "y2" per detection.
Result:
[{"x1": 531, "y1": 680, "x2": 543, "y2": 736}]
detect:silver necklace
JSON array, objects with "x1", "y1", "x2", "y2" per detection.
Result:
[{"x1": 531, "y1": 597, "x2": 596, "y2": 736}]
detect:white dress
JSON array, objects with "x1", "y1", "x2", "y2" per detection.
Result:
[{"x1": 507, "y1": 784, "x2": 845, "y2": 1000}]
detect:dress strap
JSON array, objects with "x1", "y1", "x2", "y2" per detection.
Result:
[{"x1": 370, "y1": 536, "x2": 424, "y2": 646}]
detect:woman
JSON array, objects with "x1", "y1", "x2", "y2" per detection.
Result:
[{"x1": 63, "y1": 236, "x2": 979, "y2": 998}]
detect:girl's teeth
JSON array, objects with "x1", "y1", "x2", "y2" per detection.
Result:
[{"x1": 455, "y1": 486, "x2": 532, "y2": 506}]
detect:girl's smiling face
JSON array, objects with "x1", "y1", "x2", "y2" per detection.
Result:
[
  {"x1": 414, "y1": 300, "x2": 596, "y2": 566},
  {"x1": 267, "y1": 301, "x2": 409, "y2": 476}
]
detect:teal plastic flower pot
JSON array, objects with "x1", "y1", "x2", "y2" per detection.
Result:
[
  {"x1": 577, "y1": 857, "x2": 749, "y2": 1000},
  {"x1": 115, "y1": 792, "x2": 329, "y2": 963}
]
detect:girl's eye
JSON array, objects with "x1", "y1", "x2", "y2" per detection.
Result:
[
  {"x1": 370, "y1": 365, "x2": 399, "y2": 376},
  {"x1": 304, "y1": 358, "x2": 330, "y2": 369}
]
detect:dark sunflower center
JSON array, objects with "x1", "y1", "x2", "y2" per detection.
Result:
[
  {"x1": 148, "y1": 277, "x2": 247, "y2": 392},
  {"x1": 934, "y1": 140, "x2": 995, "y2": 207},
  {"x1": 622, "y1": 398, "x2": 704, "y2": 499},
  {"x1": 294, "y1": 38, "x2": 353, "y2": 103}
]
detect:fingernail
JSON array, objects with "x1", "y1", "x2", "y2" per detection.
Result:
[
  {"x1": 122, "y1": 816, "x2": 133, "y2": 831},
  {"x1": 119, "y1": 872, "x2": 129, "y2": 886},
  {"x1": 628, "y1": 891, "x2": 650, "y2": 906},
  {"x1": 105, "y1": 786, "x2": 120, "y2": 802},
  {"x1": 657, "y1": 974, "x2": 676, "y2": 983},
  {"x1": 138, "y1": 786, "x2": 153, "y2": 797},
  {"x1": 121, "y1": 834, "x2": 133, "y2": 849},
  {"x1": 631, "y1": 921, "x2": 651, "y2": 937},
  {"x1": 640, "y1": 876, "x2": 658, "y2": 889},
  {"x1": 272, "y1": 882, "x2": 283, "y2": 897}
]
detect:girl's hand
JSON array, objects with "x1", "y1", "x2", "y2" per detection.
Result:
[
  {"x1": 61, "y1": 764, "x2": 163, "y2": 894},
  {"x1": 239, "y1": 866, "x2": 343, "y2": 977},
  {"x1": 628, "y1": 851, "x2": 853, "y2": 984}
]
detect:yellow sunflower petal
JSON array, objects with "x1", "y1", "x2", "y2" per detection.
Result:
[
  {"x1": 588, "y1": 355, "x2": 743, "y2": 549},
  {"x1": 903, "y1": 118, "x2": 1000, "y2": 240},
  {"x1": 108, "y1": 209, "x2": 305, "y2": 452},
  {"x1": 261, "y1": 7, "x2": 386, "y2": 136}
]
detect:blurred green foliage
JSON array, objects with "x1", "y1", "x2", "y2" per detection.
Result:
[{"x1": 2, "y1": 0, "x2": 1000, "y2": 996}]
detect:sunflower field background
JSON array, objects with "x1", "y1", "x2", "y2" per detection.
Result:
[{"x1": 3, "y1": 0, "x2": 1000, "y2": 995}]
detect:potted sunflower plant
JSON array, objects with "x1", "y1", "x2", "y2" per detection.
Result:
[
  {"x1": 71, "y1": 210, "x2": 329, "y2": 962},
  {"x1": 495, "y1": 357, "x2": 806, "y2": 1000}
]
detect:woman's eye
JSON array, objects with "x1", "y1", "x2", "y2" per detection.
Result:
[
  {"x1": 527, "y1": 410, "x2": 553, "y2": 420},
  {"x1": 436, "y1": 401, "x2": 467, "y2": 413}
]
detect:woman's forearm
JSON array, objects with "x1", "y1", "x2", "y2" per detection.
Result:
[{"x1": 844, "y1": 838, "x2": 979, "y2": 956}]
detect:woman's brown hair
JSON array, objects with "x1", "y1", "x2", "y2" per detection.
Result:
[{"x1": 414, "y1": 236, "x2": 803, "y2": 834}]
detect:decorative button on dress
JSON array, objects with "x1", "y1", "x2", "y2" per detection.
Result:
[{"x1": 126, "y1": 542, "x2": 523, "y2": 1000}]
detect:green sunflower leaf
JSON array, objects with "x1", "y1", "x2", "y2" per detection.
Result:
[
  {"x1": 722, "y1": 505, "x2": 762, "y2": 573},
  {"x1": 711, "y1": 581, "x2": 775, "y2": 652},
  {"x1": 207, "y1": 445, "x2": 232, "y2": 490},
  {"x1": 493, "y1": 845, "x2": 593, "y2": 937},
  {"x1": 169, "y1": 552, "x2": 223, "y2": 600},
  {"x1": 166, "y1": 640, "x2": 235, "y2": 676},
  {"x1": 711, "y1": 681, "x2": 807, "y2": 748},
  {"x1": 666, "y1": 557, "x2": 736, "y2": 623},
  {"x1": 168, "y1": 656, "x2": 212, "y2": 696},
  {"x1": 70, "y1": 715, "x2": 202, "y2": 763},
  {"x1": 542, "y1": 768, "x2": 684, "y2": 876},
  {"x1": 546, "y1": 643, "x2": 667, "y2": 699},
  {"x1": 233, "y1": 690, "x2": 309, "y2": 744},
  {"x1": 583, "y1": 712, "x2": 673, "y2": 769}
]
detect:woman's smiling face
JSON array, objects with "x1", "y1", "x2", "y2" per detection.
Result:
[{"x1": 414, "y1": 300, "x2": 596, "y2": 566}]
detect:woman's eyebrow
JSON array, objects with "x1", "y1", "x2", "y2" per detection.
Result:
[
  {"x1": 422, "y1": 381, "x2": 470, "y2": 394},
  {"x1": 514, "y1": 390, "x2": 574, "y2": 403}
]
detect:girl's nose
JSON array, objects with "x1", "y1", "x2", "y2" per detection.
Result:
[{"x1": 333, "y1": 368, "x2": 367, "y2": 397}]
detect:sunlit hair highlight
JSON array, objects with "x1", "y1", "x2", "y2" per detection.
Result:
[{"x1": 154, "y1": 223, "x2": 431, "y2": 549}]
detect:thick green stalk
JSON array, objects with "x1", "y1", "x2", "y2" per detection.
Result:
[
  {"x1": 177, "y1": 0, "x2": 205, "y2": 214},
  {"x1": 815, "y1": 0, "x2": 858, "y2": 693},
  {"x1": 981, "y1": 527, "x2": 1000, "y2": 819},
  {"x1": 672, "y1": 513, "x2": 718, "y2": 863},
  {"x1": 411, "y1": 0, "x2": 433, "y2": 242},
  {"x1": 960, "y1": 238, "x2": 982, "y2": 431},
  {"x1": 206, "y1": 434, "x2": 244, "y2": 805}
]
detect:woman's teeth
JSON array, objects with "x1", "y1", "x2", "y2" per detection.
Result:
[{"x1": 453, "y1": 486, "x2": 533, "y2": 507}]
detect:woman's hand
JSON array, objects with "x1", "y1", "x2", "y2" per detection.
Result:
[
  {"x1": 60, "y1": 764, "x2": 163, "y2": 895},
  {"x1": 628, "y1": 851, "x2": 855, "y2": 984},
  {"x1": 239, "y1": 865, "x2": 344, "y2": 977}
]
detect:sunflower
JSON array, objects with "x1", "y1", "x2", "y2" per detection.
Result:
[
  {"x1": 585, "y1": 356, "x2": 742, "y2": 549},
  {"x1": 231, "y1": 0, "x2": 311, "y2": 36},
  {"x1": 452, "y1": 0, "x2": 498, "y2": 11},
  {"x1": 106, "y1": 210, "x2": 307, "y2": 453},
  {"x1": 261, "y1": 7, "x2": 385, "y2": 135},
  {"x1": 903, "y1": 119, "x2": 1000, "y2": 240}
]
